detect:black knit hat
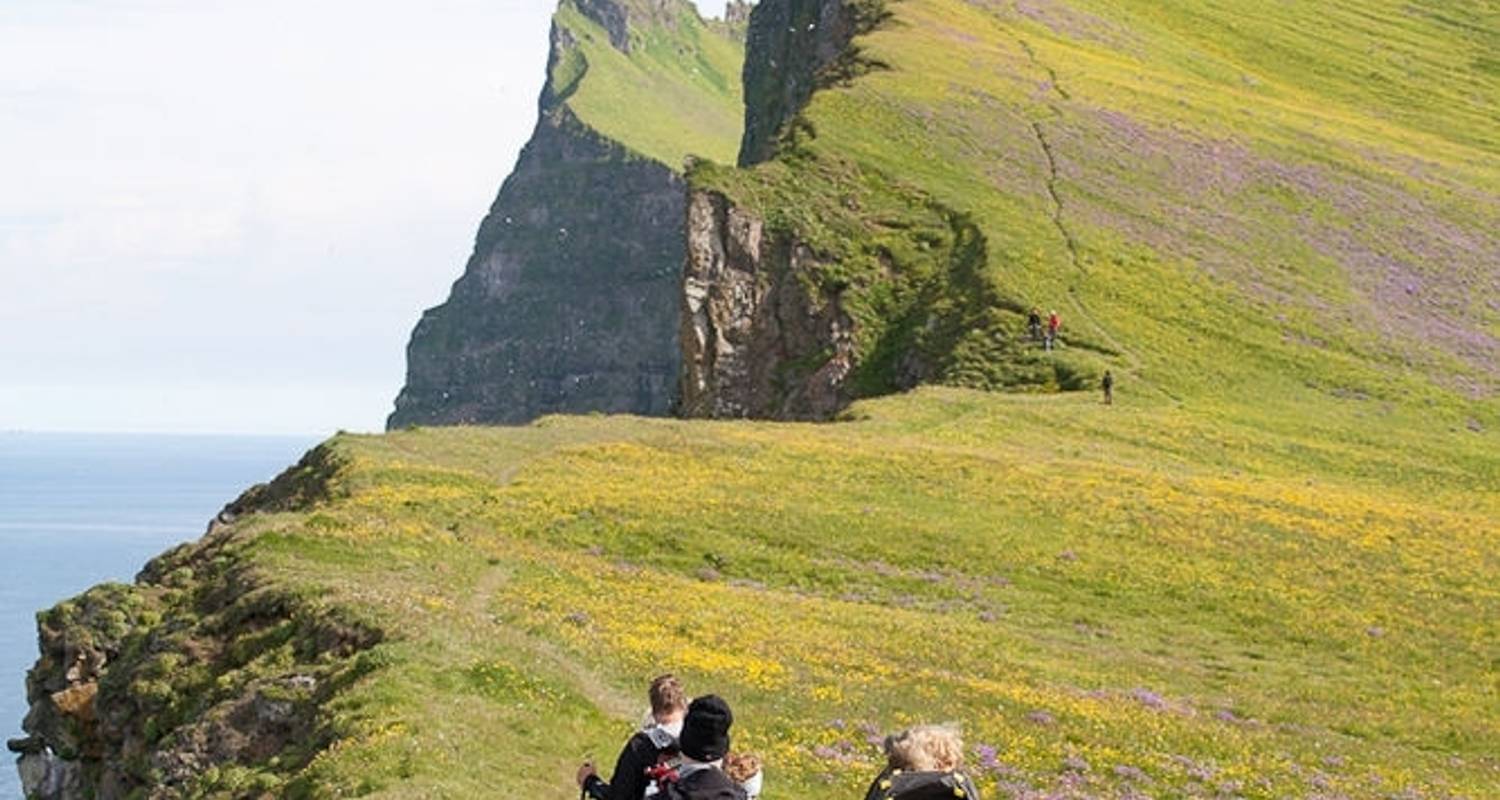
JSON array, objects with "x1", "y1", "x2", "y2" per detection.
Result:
[{"x1": 679, "y1": 695, "x2": 733, "y2": 762}]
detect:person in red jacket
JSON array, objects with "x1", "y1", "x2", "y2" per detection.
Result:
[{"x1": 1045, "y1": 310, "x2": 1061, "y2": 351}]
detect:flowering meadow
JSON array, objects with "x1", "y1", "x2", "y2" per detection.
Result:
[
  {"x1": 182, "y1": 0, "x2": 1500, "y2": 794},
  {"x1": 211, "y1": 383, "x2": 1498, "y2": 798}
]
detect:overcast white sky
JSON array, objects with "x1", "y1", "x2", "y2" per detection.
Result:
[{"x1": 0, "y1": 0, "x2": 720, "y2": 436}]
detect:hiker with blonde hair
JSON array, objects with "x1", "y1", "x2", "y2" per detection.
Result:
[
  {"x1": 724, "y1": 752, "x2": 764, "y2": 799},
  {"x1": 863, "y1": 724, "x2": 982, "y2": 800}
]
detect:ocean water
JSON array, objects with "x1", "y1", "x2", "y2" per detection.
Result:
[{"x1": 0, "y1": 432, "x2": 318, "y2": 798}]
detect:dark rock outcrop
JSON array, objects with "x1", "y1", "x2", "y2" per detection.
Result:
[
  {"x1": 576, "y1": 0, "x2": 685, "y2": 52},
  {"x1": 679, "y1": 190, "x2": 856, "y2": 419},
  {"x1": 389, "y1": 19, "x2": 689, "y2": 429},
  {"x1": 739, "y1": 0, "x2": 888, "y2": 165},
  {"x1": 724, "y1": 0, "x2": 754, "y2": 28}
]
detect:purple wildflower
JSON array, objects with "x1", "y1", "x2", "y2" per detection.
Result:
[
  {"x1": 1130, "y1": 688, "x2": 1167, "y2": 709},
  {"x1": 975, "y1": 744, "x2": 1002, "y2": 773}
]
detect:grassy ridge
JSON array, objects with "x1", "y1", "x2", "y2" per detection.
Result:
[
  {"x1": 555, "y1": 1, "x2": 745, "y2": 167},
  {"x1": 83, "y1": 2, "x2": 1499, "y2": 797},
  {"x1": 194, "y1": 388, "x2": 1497, "y2": 797},
  {"x1": 280, "y1": 2, "x2": 1498, "y2": 796},
  {"x1": 705, "y1": 0, "x2": 1499, "y2": 419}
]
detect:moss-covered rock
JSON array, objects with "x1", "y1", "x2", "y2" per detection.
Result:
[{"x1": 15, "y1": 454, "x2": 384, "y2": 800}]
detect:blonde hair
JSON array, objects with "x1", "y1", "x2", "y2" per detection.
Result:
[
  {"x1": 724, "y1": 753, "x2": 762, "y2": 784},
  {"x1": 884, "y1": 724, "x2": 964, "y2": 772}
]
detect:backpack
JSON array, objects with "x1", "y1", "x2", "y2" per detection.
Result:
[
  {"x1": 864, "y1": 769, "x2": 981, "y2": 800},
  {"x1": 660, "y1": 766, "x2": 747, "y2": 800},
  {"x1": 641, "y1": 725, "x2": 682, "y2": 798}
]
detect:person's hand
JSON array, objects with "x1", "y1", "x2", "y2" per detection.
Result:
[{"x1": 576, "y1": 762, "x2": 598, "y2": 788}]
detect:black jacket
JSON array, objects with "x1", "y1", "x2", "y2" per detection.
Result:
[
  {"x1": 863, "y1": 768, "x2": 981, "y2": 800},
  {"x1": 584, "y1": 728, "x2": 675, "y2": 800},
  {"x1": 664, "y1": 767, "x2": 746, "y2": 800}
]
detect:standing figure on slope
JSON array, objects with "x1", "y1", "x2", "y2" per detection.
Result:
[{"x1": 1046, "y1": 310, "x2": 1062, "y2": 351}]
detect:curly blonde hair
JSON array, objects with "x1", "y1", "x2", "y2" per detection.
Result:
[
  {"x1": 884, "y1": 724, "x2": 964, "y2": 772},
  {"x1": 724, "y1": 753, "x2": 762, "y2": 784}
]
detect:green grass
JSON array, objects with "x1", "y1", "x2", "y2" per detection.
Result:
[
  {"x1": 555, "y1": 0, "x2": 746, "y2": 167},
  {"x1": 694, "y1": 0, "x2": 1499, "y2": 420},
  {"x1": 41, "y1": 2, "x2": 1499, "y2": 797},
  {"x1": 218, "y1": 6, "x2": 1490, "y2": 793},
  {"x1": 148, "y1": 387, "x2": 1497, "y2": 798}
]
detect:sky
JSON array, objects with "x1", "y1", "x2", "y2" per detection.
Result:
[{"x1": 0, "y1": 0, "x2": 720, "y2": 436}]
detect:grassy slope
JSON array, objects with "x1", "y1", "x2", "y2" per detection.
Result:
[
  {"x1": 210, "y1": 393, "x2": 1495, "y2": 798},
  {"x1": 704, "y1": 0, "x2": 1499, "y2": 421},
  {"x1": 555, "y1": 0, "x2": 745, "y2": 167},
  {"x1": 103, "y1": 2, "x2": 1500, "y2": 798}
]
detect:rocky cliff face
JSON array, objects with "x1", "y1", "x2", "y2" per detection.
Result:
[
  {"x1": 738, "y1": 0, "x2": 889, "y2": 165},
  {"x1": 389, "y1": 1, "x2": 744, "y2": 429},
  {"x1": 679, "y1": 1, "x2": 867, "y2": 420},
  {"x1": 10, "y1": 448, "x2": 382, "y2": 799},
  {"x1": 679, "y1": 191, "x2": 856, "y2": 419},
  {"x1": 683, "y1": 0, "x2": 1075, "y2": 421},
  {"x1": 390, "y1": 103, "x2": 686, "y2": 429}
]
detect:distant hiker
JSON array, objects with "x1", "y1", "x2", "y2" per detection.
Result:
[
  {"x1": 1026, "y1": 308, "x2": 1043, "y2": 342},
  {"x1": 1102, "y1": 370, "x2": 1114, "y2": 405},
  {"x1": 661, "y1": 695, "x2": 745, "y2": 800},
  {"x1": 863, "y1": 725, "x2": 982, "y2": 800},
  {"x1": 724, "y1": 753, "x2": 764, "y2": 799},
  {"x1": 1046, "y1": 310, "x2": 1061, "y2": 351},
  {"x1": 578, "y1": 675, "x2": 689, "y2": 800}
]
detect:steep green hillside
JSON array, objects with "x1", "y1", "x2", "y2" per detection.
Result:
[
  {"x1": 388, "y1": 0, "x2": 745, "y2": 429},
  {"x1": 694, "y1": 0, "x2": 1500, "y2": 419},
  {"x1": 553, "y1": 1, "x2": 746, "y2": 166},
  {"x1": 22, "y1": 394, "x2": 1496, "y2": 797},
  {"x1": 18, "y1": 2, "x2": 1499, "y2": 799}
]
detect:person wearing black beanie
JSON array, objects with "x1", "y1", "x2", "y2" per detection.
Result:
[
  {"x1": 679, "y1": 695, "x2": 733, "y2": 762},
  {"x1": 664, "y1": 695, "x2": 746, "y2": 800}
]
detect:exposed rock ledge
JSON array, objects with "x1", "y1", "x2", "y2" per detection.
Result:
[{"x1": 679, "y1": 189, "x2": 857, "y2": 419}]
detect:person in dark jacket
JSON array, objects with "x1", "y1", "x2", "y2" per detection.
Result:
[
  {"x1": 578, "y1": 675, "x2": 689, "y2": 800},
  {"x1": 663, "y1": 695, "x2": 745, "y2": 800},
  {"x1": 1026, "y1": 308, "x2": 1043, "y2": 342},
  {"x1": 863, "y1": 725, "x2": 981, "y2": 800},
  {"x1": 1102, "y1": 370, "x2": 1114, "y2": 405}
]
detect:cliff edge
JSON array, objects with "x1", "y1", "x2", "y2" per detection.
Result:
[
  {"x1": 388, "y1": 0, "x2": 746, "y2": 429},
  {"x1": 9, "y1": 447, "x2": 384, "y2": 799}
]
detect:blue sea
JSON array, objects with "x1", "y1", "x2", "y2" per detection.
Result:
[{"x1": 0, "y1": 433, "x2": 318, "y2": 798}]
